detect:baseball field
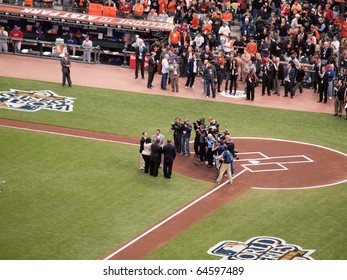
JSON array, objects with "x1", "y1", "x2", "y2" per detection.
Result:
[{"x1": 0, "y1": 72, "x2": 346, "y2": 260}]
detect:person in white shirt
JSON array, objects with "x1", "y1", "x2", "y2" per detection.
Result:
[
  {"x1": 82, "y1": 35, "x2": 93, "y2": 63},
  {"x1": 194, "y1": 32, "x2": 205, "y2": 52},
  {"x1": 331, "y1": 36, "x2": 340, "y2": 56},
  {"x1": 161, "y1": 54, "x2": 170, "y2": 90},
  {"x1": 0, "y1": 26, "x2": 8, "y2": 52},
  {"x1": 218, "y1": 22, "x2": 230, "y2": 52}
]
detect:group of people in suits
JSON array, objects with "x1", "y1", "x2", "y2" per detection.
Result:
[{"x1": 139, "y1": 129, "x2": 176, "y2": 179}]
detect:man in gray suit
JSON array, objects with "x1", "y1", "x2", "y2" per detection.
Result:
[{"x1": 60, "y1": 52, "x2": 72, "y2": 87}]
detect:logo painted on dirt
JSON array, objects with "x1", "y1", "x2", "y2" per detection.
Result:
[
  {"x1": 208, "y1": 236, "x2": 315, "y2": 260},
  {"x1": 0, "y1": 89, "x2": 75, "y2": 112}
]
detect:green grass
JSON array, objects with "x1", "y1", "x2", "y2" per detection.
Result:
[
  {"x1": 1, "y1": 77, "x2": 346, "y2": 152},
  {"x1": 145, "y1": 185, "x2": 347, "y2": 260},
  {"x1": 0, "y1": 76, "x2": 346, "y2": 259},
  {"x1": 0, "y1": 128, "x2": 212, "y2": 259}
]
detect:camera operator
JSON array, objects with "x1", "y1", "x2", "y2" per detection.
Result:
[
  {"x1": 181, "y1": 119, "x2": 192, "y2": 156},
  {"x1": 193, "y1": 118, "x2": 205, "y2": 157},
  {"x1": 171, "y1": 117, "x2": 183, "y2": 152},
  {"x1": 212, "y1": 139, "x2": 224, "y2": 179},
  {"x1": 197, "y1": 124, "x2": 208, "y2": 162}
]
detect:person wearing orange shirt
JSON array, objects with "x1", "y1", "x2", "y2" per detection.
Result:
[
  {"x1": 222, "y1": 9, "x2": 233, "y2": 26},
  {"x1": 201, "y1": 19, "x2": 212, "y2": 36},
  {"x1": 246, "y1": 38, "x2": 257, "y2": 57},
  {"x1": 191, "y1": 13, "x2": 200, "y2": 31},
  {"x1": 158, "y1": 0, "x2": 168, "y2": 14},
  {"x1": 169, "y1": 26, "x2": 181, "y2": 48},
  {"x1": 167, "y1": 0, "x2": 176, "y2": 17},
  {"x1": 341, "y1": 20, "x2": 347, "y2": 38},
  {"x1": 133, "y1": 0, "x2": 144, "y2": 18}
]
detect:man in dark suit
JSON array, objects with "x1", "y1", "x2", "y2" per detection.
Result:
[
  {"x1": 283, "y1": 63, "x2": 295, "y2": 98},
  {"x1": 60, "y1": 52, "x2": 72, "y2": 87},
  {"x1": 318, "y1": 66, "x2": 329, "y2": 103},
  {"x1": 150, "y1": 139, "x2": 162, "y2": 177},
  {"x1": 147, "y1": 51, "x2": 156, "y2": 88},
  {"x1": 162, "y1": 139, "x2": 176, "y2": 179},
  {"x1": 135, "y1": 40, "x2": 147, "y2": 79}
]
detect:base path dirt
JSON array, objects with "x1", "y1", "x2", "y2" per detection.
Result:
[{"x1": 1, "y1": 118, "x2": 346, "y2": 260}]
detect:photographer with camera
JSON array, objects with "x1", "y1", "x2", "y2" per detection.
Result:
[
  {"x1": 193, "y1": 118, "x2": 205, "y2": 157},
  {"x1": 171, "y1": 117, "x2": 183, "y2": 153},
  {"x1": 197, "y1": 124, "x2": 208, "y2": 162},
  {"x1": 181, "y1": 119, "x2": 192, "y2": 157}
]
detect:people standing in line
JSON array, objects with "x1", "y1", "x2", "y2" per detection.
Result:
[
  {"x1": 245, "y1": 67, "x2": 258, "y2": 101},
  {"x1": 0, "y1": 26, "x2": 8, "y2": 52},
  {"x1": 181, "y1": 119, "x2": 192, "y2": 157},
  {"x1": 169, "y1": 59, "x2": 180, "y2": 92},
  {"x1": 147, "y1": 51, "x2": 156, "y2": 89},
  {"x1": 333, "y1": 80, "x2": 346, "y2": 117},
  {"x1": 162, "y1": 139, "x2": 176, "y2": 179},
  {"x1": 204, "y1": 61, "x2": 217, "y2": 98},
  {"x1": 215, "y1": 52, "x2": 225, "y2": 93},
  {"x1": 149, "y1": 138, "x2": 162, "y2": 177},
  {"x1": 261, "y1": 59, "x2": 272, "y2": 96},
  {"x1": 326, "y1": 64, "x2": 335, "y2": 100},
  {"x1": 215, "y1": 145, "x2": 233, "y2": 185},
  {"x1": 161, "y1": 53, "x2": 170, "y2": 90},
  {"x1": 82, "y1": 35, "x2": 93, "y2": 63},
  {"x1": 9, "y1": 25, "x2": 23, "y2": 53},
  {"x1": 141, "y1": 137, "x2": 152, "y2": 173},
  {"x1": 318, "y1": 65, "x2": 328, "y2": 104},
  {"x1": 139, "y1": 131, "x2": 147, "y2": 170},
  {"x1": 294, "y1": 65, "x2": 305, "y2": 96},
  {"x1": 283, "y1": 63, "x2": 295, "y2": 98},
  {"x1": 135, "y1": 39, "x2": 147, "y2": 79},
  {"x1": 228, "y1": 55, "x2": 239, "y2": 95},
  {"x1": 60, "y1": 52, "x2": 72, "y2": 87},
  {"x1": 185, "y1": 53, "x2": 198, "y2": 88},
  {"x1": 273, "y1": 57, "x2": 281, "y2": 96}
]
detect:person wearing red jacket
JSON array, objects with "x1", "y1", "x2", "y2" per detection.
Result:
[
  {"x1": 118, "y1": 0, "x2": 132, "y2": 17},
  {"x1": 9, "y1": 26, "x2": 23, "y2": 53},
  {"x1": 322, "y1": 4, "x2": 334, "y2": 24}
]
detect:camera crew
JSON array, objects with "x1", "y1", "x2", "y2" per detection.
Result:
[
  {"x1": 171, "y1": 117, "x2": 183, "y2": 152},
  {"x1": 197, "y1": 124, "x2": 208, "y2": 162},
  {"x1": 181, "y1": 119, "x2": 192, "y2": 156},
  {"x1": 193, "y1": 118, "x2": 205, "y2": 157}
]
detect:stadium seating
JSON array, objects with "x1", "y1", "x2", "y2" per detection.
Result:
[
  {"x1": 88, "y1": 3, "x2": 103, "y2": 16},
  {"x1": 103, "y1": 6, "x2": 117, "y2": 17}
]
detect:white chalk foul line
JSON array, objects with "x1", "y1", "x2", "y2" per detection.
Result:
[{"x1": 103, "y1": 168, "x2": 247, "y2": 260}]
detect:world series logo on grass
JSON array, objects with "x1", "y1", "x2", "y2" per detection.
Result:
[
  {"x1": 208, "y1": 236, "x2": 315, "y2": 260},
  {"x1": 0, "y1": 89, "x2": 75, "y2": 112}
]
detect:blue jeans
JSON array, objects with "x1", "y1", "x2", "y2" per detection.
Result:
[
  {"x1": 181, "y1": 137, "x2": 190, "y2": 155},
  {"x1": 206, "y1": 78, "x2": 216, "y2": 97},
  {"x1": 161, "y1": 73, "x2": 168, "y2": 90}
]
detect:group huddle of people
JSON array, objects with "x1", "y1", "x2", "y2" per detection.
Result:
[{"x1": 139, "y1": 116, "x2": 239, "y2": 184}]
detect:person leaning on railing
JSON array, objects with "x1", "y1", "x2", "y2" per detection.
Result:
[{"x1": 0, "y1": 26, "x2": 8, "y2": 53}]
